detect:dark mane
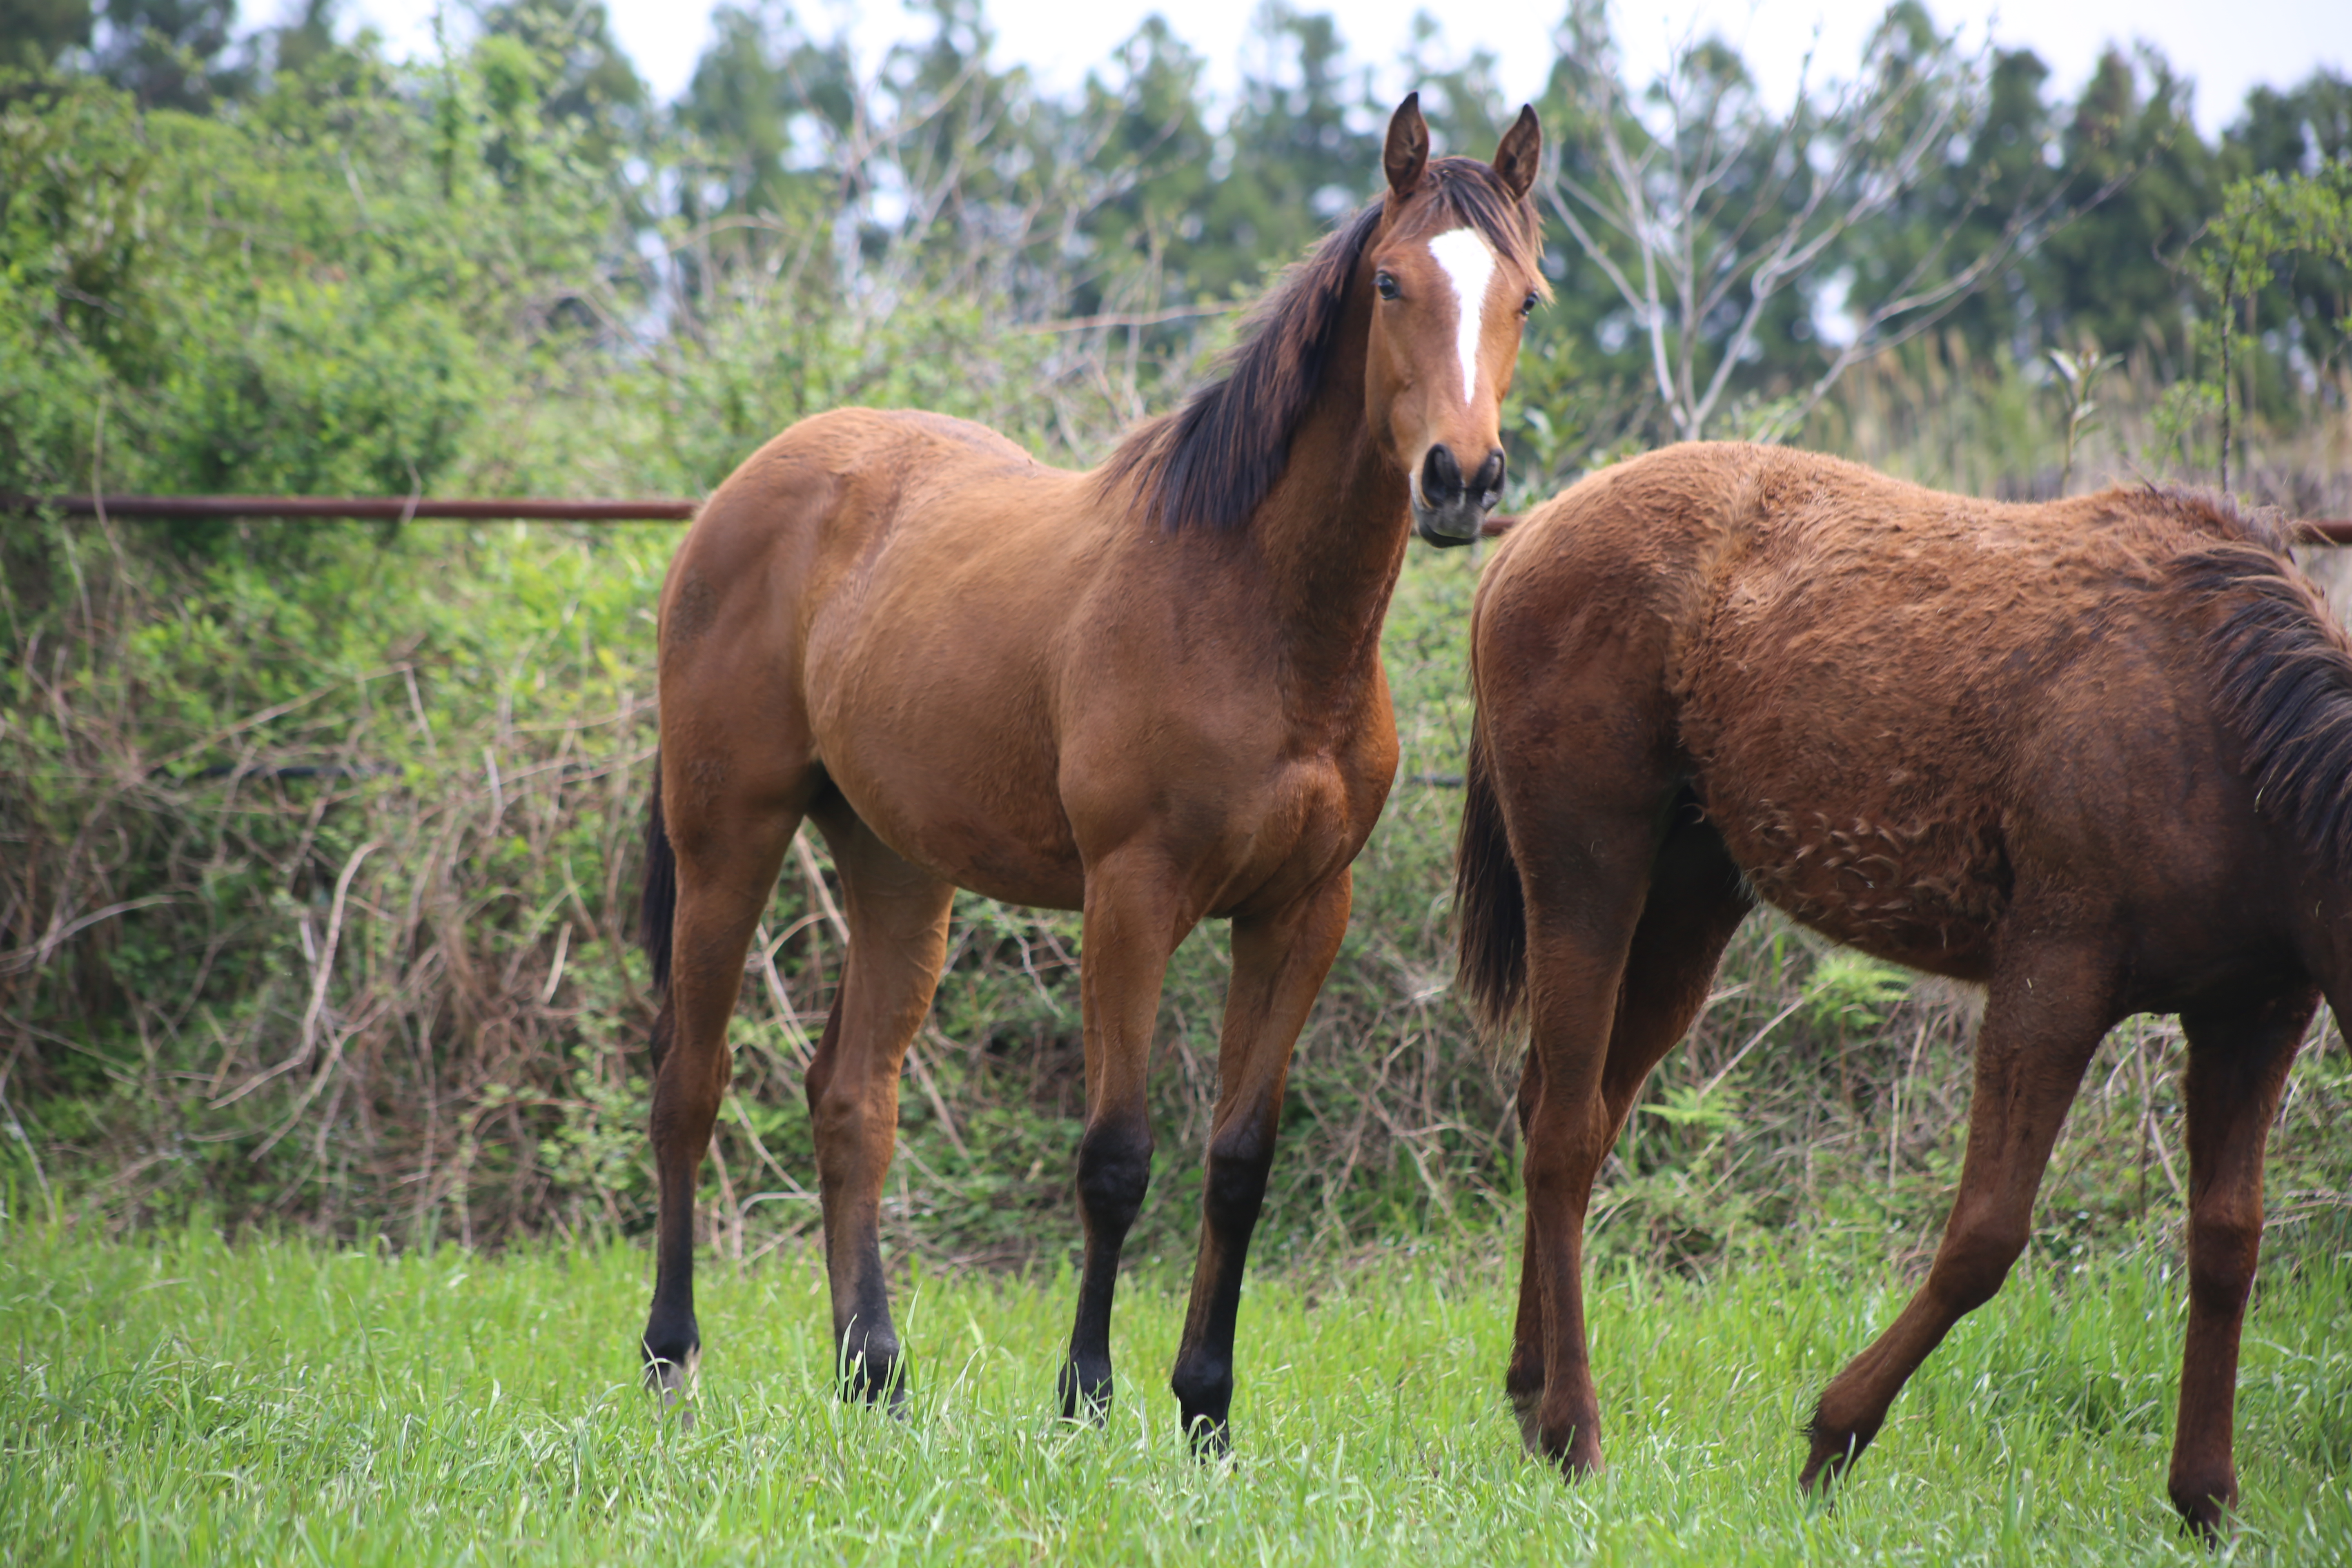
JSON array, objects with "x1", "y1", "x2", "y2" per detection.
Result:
[
  {"x1": 1098, "y1": 157, "x2": 1543, "y2": 533},
  {"x1": 2171, "y1": 497, "x2": 2352, "y2": 875}
]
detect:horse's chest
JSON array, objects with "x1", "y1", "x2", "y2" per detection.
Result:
[{"x1": 1206, "y1": 753, "x2": 1387, "y2": 915}]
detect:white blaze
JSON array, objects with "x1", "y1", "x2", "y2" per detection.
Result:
[{"x1": 1427, "y1": 228, "x2": 1497, "y2": 406}]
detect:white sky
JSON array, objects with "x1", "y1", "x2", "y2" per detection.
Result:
[{"x1": 334, "y1": 0, "x2": 2350, "y2": 139}]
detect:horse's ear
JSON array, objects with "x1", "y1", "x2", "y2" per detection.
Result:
[
  {"x1": 1385, "y1": 93, "x2": 1429, "y2": 197},
  {"x1": 1492, "y1": 105, "x2": 1541, "y2": 201}
]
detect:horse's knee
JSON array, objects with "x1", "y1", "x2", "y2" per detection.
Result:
[
  {"x1": 648, "y1": 1071, "x2": 722, "y2": 1152},
  {"x1": 806, "y1": 1062, "x2": 892, "y2": 1176},
  {"x1": 807, "y1": 1078, "x2": 864, "y2": 1145},
  {"x1": 1076, "y1": 1124, "x2": 1152, "y2": 1232}
]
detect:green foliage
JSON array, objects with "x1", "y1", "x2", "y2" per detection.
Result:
[
  {"x1": 2187, "y1": 161, "x2": 2352, "y2": 491},
  {"x1": 1802, "y1": 950, "x2": 1914, "y2": 1038},
  {"x1": 5, "y1": 4, "x2": 2352, "y2": 1281},
  {"x1": 2045, "y1": 342, "x2": 2122, "y2": 492},
  {"x1": 0, "y1": 0, "x2": 90, "y2": 75},
  {"x1": 90, "y1": 0, "x2": 240, "y2": 113}
]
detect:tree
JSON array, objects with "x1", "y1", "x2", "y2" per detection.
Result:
[
  {"x1": 91, "y1": 0, "x2": 240, "y2": 110},
  {"x1": 673, "y1": 0, "x2": 854, "y2": 228},
  {"x1": 2029, "y1": 47, "x2": 2216, "y2": 373},
  {"x1": 2189, "y1": 162, "x2": 2352, "y2": 492},
  {"x1": 1, "y1": 0, "x2": 92, "y2": 74},
  {"x1": 1541, "y1": 0, "x2": 2091, "y2": 445},
  {"x1": 1195, "y1": 4, "x2": 1379, "y2": 300}
]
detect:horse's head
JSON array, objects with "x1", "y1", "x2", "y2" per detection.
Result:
[{"x1": 1364, "y1": 95, "x2": 1546, "y2": 548}]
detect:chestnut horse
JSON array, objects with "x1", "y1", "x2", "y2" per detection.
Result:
[
  {"x1": 637, "y1": 96, "x2": 1547, "y2": 1446},
  {"x1": 1454, "y1": 441, "x2": 2351, "y2": 1533}
]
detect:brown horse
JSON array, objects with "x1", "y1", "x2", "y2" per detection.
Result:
[
  {"x1": 1454, "y1": 441, "x2": 2352, "y2": 1533},
  {"x1": 636, "y1": 96, "x2": 1547, "y2": 1446}
]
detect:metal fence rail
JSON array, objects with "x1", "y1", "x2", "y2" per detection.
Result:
[
  {"x1": 9, "y1": 493, "x2": 2352, "y2": 542},
  {"x1": 4, "y1": 494, "x2": 696, "y2": 523}
]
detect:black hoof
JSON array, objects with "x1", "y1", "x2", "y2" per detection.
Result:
[
  {"x1": 1057, "y1": 1362, "x2": 1112, "y2": 1425},
  {"x1": 837, "y1": 1338, "x2": 909, "y2": 1412},
  {"x1": 1507, "y1": 1386, "x2": 1541, "y2": 1454},
  {"x1": 642, "y1": 1337, "x2": 700, "y2": 1431},
  {"x1": 1799, "y1": 1431, "x2": 1864, "y2": 1499},
  {"x1": 1183, "y1": 1412, "x2": 1232, "y2": 1458}
]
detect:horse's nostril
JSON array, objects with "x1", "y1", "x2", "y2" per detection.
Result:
[
  {"x1": 1472, "y1": 450, "x2": 1506, "y2": 505},
  {"x1": 1421, "y1": 444, "x2": 1465, "y2": 503}
]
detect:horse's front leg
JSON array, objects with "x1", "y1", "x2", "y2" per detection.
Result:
[
  {"x1": 1058, "y1": 856, "x2": 1185, "y2": 1422},
  {"x1": 1169, "y1": 871, "x2": 1354, "y2": 1451}
]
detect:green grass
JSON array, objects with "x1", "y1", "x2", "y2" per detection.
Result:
[{"x1": 3, "y1": 1223, "x2": 2349, "y2": 1564}]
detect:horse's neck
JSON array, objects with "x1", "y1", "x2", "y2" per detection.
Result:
[{"x1": 1237, "y1": 352, "x2": 1413, "y2": 704}]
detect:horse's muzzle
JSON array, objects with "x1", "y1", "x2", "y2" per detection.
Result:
[{"x1": 1413, "y1": 444, "x2": 1504, "y2": 548}]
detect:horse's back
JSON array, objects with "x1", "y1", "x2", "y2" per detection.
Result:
[{"x1": 1488, "y1": 444, "x2": 2279, "y2": 977}]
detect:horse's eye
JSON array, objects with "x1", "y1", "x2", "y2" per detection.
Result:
[
  {"x1": 1376, "y1": 272, "x2": 1400, "y2": 301},
  {"x1": 1520, "y1": 291, "x2": 1539, "y2": 316}
]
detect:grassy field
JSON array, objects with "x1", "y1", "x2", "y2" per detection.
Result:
[{"x1": 4, "y1": 1223, "x2": 2349, "y2": 1565}]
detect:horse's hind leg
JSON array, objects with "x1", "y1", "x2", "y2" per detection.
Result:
[
  {"x1": 1801, "y1": 940, "x2": 2116, "y2": 1492},
  {"x1": 1169, "y1": 870, "x2": 1354, "y2": 1450},
  {"x1": 802, "y1": 801, "x2": 956, "y2": 1408},
  {"x1": 643, "y1": 764, "x2": 808, "y2": 1418},
  {"x1": 1507, "y1": 806, "x2": 1751, "y2": 1454},
  {"x1": 2167, "y1": 985, "x2": 2315, "y2": 1537}
]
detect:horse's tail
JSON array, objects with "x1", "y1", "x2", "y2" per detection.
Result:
[
  {"x1": 1454, "y1": 717, "x2": 1529, "y2": 1036},
  {"x1": 639, "y1": 752, "x2": 678, "y2": 1063},
  {"x1": 2176, "y1": 542, "x2": 2352, "y2": 877}
]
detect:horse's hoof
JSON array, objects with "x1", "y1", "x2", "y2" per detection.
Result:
[
  {"x1": 1056, "y1": 1363, "x2": 1112, "y2": 1426},
  {"x1": 644, "y1": 1350, "x2": 699, "y2": 1431},
  {"x1": 1552, "y1": 1446, "x2": 1604, "y2": 1482},
  {"x1": 1799, "y1": 1432, "x2": 1863, "y2": 1496},
  {"x1": 1508, "y1": 1387, "x2": 1543, "y2": 1455},
  {"x1": 2169, "y1": 1475, "x2": 2236, "y2": 1546},
  {"x1": 1183, "y1": 1413, "x2": 1232, "y2": 1459},
  {"x1": 839, "y1": 1351, "x2": 911, "y2": 1415}
]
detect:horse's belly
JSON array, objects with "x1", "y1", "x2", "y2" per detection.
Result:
[
  {"x1": 816, "y1": 732, "x2": 1087, "y2": 910},
  {"x1": 1699, "y1": 775, "x2": 2007, "y2": 977}
]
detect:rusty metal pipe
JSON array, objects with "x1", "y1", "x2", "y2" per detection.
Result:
[
  {"x1": 7, "y1": 493, "x2": 2350, "y2": 543},
  {"x1": 2, "y1": 494, "x2": 697, "y2": 522}
]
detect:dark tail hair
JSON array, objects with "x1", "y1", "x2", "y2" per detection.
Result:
[
  {"x1": 2177, "y1": 544, "x2": 2352, "y2": 876},
  {"x1": 640, "y1": 753, "x2": 677, "y2": 1067},
  {"x1": 640, "y1": 749, "x2": 677, "y2": 997},
  {"x1": 1454, "y1": 719, "x2": 1529, "y2": 1034}
]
